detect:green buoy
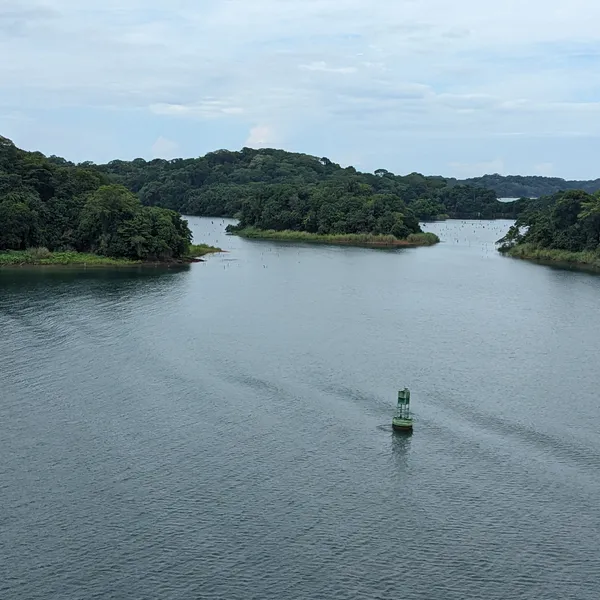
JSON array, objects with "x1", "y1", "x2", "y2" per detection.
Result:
[{"x1": 392, "y1": 388, "x2": 413, "y2": 432}]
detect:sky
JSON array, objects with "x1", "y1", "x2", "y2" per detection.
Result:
[{"x1": 2, "y1": 0, "x2": 600, "y2": 178}]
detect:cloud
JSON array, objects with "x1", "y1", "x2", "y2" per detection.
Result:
[
  {"x1": 437, "y1": 93, "x2": 497, "y2": 110},
  {"x1": 0, "y1": 111, "x2": 33, "y2": 123},
  {"x1": 3, "y1": 0, "x2": 600, "y2": 176},
  {"x1": 0, "y1": 3, "x2": 59, "y2": 37},
  {"x1": 150, "y1": 101, "x2": 245, "y2": 119},
  {"x1": 245, "y1": 125, "x2": 277, "y2": 148},
  {"x1": 151, "y1": 136, "x2": 179, "y2": 159},
  {"x1": 0, "y1": 4, "x2": 58, "y2": 21},
  {"x1": 299, "y1": 61, "x2": 357, "y2": 74}
]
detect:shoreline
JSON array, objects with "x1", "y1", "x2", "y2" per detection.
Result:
[
  {"x1": 229, "y1": 228, "x2": 440, "y2": 248},
  {"x1": 0, "y1": 246, "x2": 223, "y2": 268},
  {"x1": 500, "y1": 244, "x2": 600, "y2": 271}
]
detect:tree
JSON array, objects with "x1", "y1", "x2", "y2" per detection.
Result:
[
  {"x1": 78, "y1": 185, "x2": 141, "y2": 254},
  {"x1": 0, "y1": 192, "x2": 38, "y2": 249},
  {"x1": 111, "y1": 207, "x2": 190, "y2": 260},
  {"x1": 0, "y1": 137, "x2": 195, "y2": 260},
  {"x1": 498, "y1": 190, "x2": 600, "y2": 254},
  {"x1": 77, "y1": 185, "x2": 191, "y2": 258},
  {"x1": 92, "y1": 146, "x2": 519, "y2": 224}
]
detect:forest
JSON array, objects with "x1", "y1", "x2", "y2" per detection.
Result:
[
  {"x1": 0, "y1": 136, "x2": 192, "y2": 261},
  {"x1": 452, "y1": 174, "x2": 600, "y2": 199},
  {"x1": 498, "y1": 190, "x2": 600, "y2": 267},
  {"x1": 12, "y1": 136, "x2": 595, "y2": 259},
  {"x1": 91, "y1": 148, "x2": 521, "y2": 225}
]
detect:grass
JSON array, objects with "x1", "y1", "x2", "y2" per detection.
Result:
[
  {"x1": 502, "y1": 243, "x2": 600, "y2": 270},
  {"x1": 0, "y1": 249, "x2": 139, "y2": 267},
  {"x1": 0, "y1": 243, "x2": 223, "y2": 267},
  {"x1": 186, "y1": 243, "x2": 223, "y2": 258},
  {"x1": 231, "y1": 228, "x2": 440, "y2": 248}
]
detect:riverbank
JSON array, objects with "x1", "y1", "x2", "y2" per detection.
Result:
[
  {"x1": 229, "y1": 228, "x2": 440, "y2": 248},
  {"x1": 0, "y1": 250, "x2": 139, "y2": 267},
  {"x1": 501, "y1": 243, "x2": 600, "y2": 270},
  {"x1": 0, "y1": 245, "x2": 222, "y2": 267}
]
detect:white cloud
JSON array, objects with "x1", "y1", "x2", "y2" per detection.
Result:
[
  {"x1": 0, "y1": 111, "x2": 32, "y2": 123},
  {"x1": 299, "y1": 61, "x2": 357, "y2": 74},
  {"x1": 151, "y1": 136, "x2": 179, "y2": 159},
  {"x1": 245, "y1": 125, "x2": 277, "y2": 148},
  {"x1": 150, "y1": 101, "x2": 245, "y2": 119},
  {"x1": 3, "y1": 0, "x2": 600, "y2": 175}
]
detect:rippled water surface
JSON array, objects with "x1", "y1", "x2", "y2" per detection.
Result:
[{"x1": 1, "y1": 218, "x2": 599, "y2": 600}]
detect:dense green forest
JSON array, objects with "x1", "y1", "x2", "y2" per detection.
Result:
[
  {"x1": 90, "y1": 149, "x2": 521, "y2": 226},
  {"x1": 451, "y1": 174, "x2": 600, "y2": 199},
  {"x1": 224, "y1": 181, "x2": 428, "y2": 239},
  {"x1": 0, "y1": 136, "x2": 192, "y2": 261},
  {"x1": 498, "y1": 190, "x2": 600, "y2": 267}
]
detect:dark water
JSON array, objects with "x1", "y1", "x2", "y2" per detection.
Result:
[{"x1": 1, "y1": 218, "x2": 599, "y2": 600}]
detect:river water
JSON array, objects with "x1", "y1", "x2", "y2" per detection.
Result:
[{"x1": 1, "y1": 218, "x2": 599, "y2": 600}]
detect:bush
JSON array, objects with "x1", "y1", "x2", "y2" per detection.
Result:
[
  {"x1": 406, "y1": 232, "x2": 440, "y2": 245},
  {"x1": 26, "y1": 247, "x2": 51, "y2": 259}
]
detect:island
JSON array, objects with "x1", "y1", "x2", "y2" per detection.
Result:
[
  {"x1": 0, "y1": 136, "x2": 220, "y2": 266},
  {"x1": 497, "y1": 190, "x2": 600, "y2": 269},
  {"x1": 223, "y1": 180, "x2": 440, "y2": 247}
]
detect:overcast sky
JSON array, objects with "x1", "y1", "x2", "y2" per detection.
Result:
[{"x1": 2, "y1": 0, "x2": 600, "y2": 178}]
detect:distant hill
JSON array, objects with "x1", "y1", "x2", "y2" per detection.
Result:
[
  {"x1": 19, "y1": 142, "x2": 598, "y2": 231},
  {"x1": 451, "y1": 174, "x2": 600, "y2": 199},
  {"x1": 92, "y1": 148, "x2": 521, "y2": 223}
]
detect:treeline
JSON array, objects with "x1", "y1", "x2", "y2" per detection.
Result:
[
  {"x1": 451, "y1": 174, "x2": 600, "y2": 199},
  {"x1": 0, "y1": 136, "x2": 191, "y2": 260},
  {"x1": 498, "y1": 190, "x2": 600, "y2": 254},
  {"x1": 90, "y1": 149, "x2": 521, "y2": 223},
  {"x1": 225, "y1": 181, "x2": 424, "y2": 238}
]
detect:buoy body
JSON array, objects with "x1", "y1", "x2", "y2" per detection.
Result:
[
  {"x1": 392, "y1": 388, "x2": 413, "y2": 433},
  {"x1": 392, "y1": 417, "x2": 413, "y2": 432}
]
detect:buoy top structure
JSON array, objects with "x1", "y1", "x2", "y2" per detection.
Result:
[{"x1": 392, "y1": 388, "x2": 413, "y2": 432}]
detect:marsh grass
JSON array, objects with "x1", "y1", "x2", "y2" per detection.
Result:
[{"x1": 232, "y1": 228, "x2": 440, "y2": 247}]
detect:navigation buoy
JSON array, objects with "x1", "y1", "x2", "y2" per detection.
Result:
[{"x1": 392, "y1": 388, "x2": 413, "y2": 433}]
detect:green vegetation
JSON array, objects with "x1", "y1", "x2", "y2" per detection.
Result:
[
  {"x1": 0, "y1": 136, "x2": 202, "y2": 263},
  {"x1": 232, "y1": 228, "x2": 439, "y2": 247},
  {"x1": 0, "y1": 249, "x2": 139, "y2": 266},
  {"x1": 498, "y1": 190, "x2": 600, "y2": 268},
  {"x1": 224, "y1": 180, "x2": 429, "y2": 240},
  {"x1": 501, "y1": 244, "x2": 600, "y2": 269},
  {"x1": 91, "y1": 148, "x2": 518, "y2": 222},
  {"x1": 0, "y1": 243, "x2": 223, "y2": 267},
  {"x1": 405, "y1": 232, "x2": 440, "y2": 245},
  {"x1": 187, "y1": 243, "x2": 222, "y2": 257},
  {"x1": 449, "y1": 174, "x2": 600, "y2": 199}
]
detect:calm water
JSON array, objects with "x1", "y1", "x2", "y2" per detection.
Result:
[{"x1": 1, "y1": 218, "x2": 599, "y2": 600}]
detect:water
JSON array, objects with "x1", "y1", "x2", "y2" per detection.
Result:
[{"x1": 1, "y1": 218, "x2": 599, "y2": 600}]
